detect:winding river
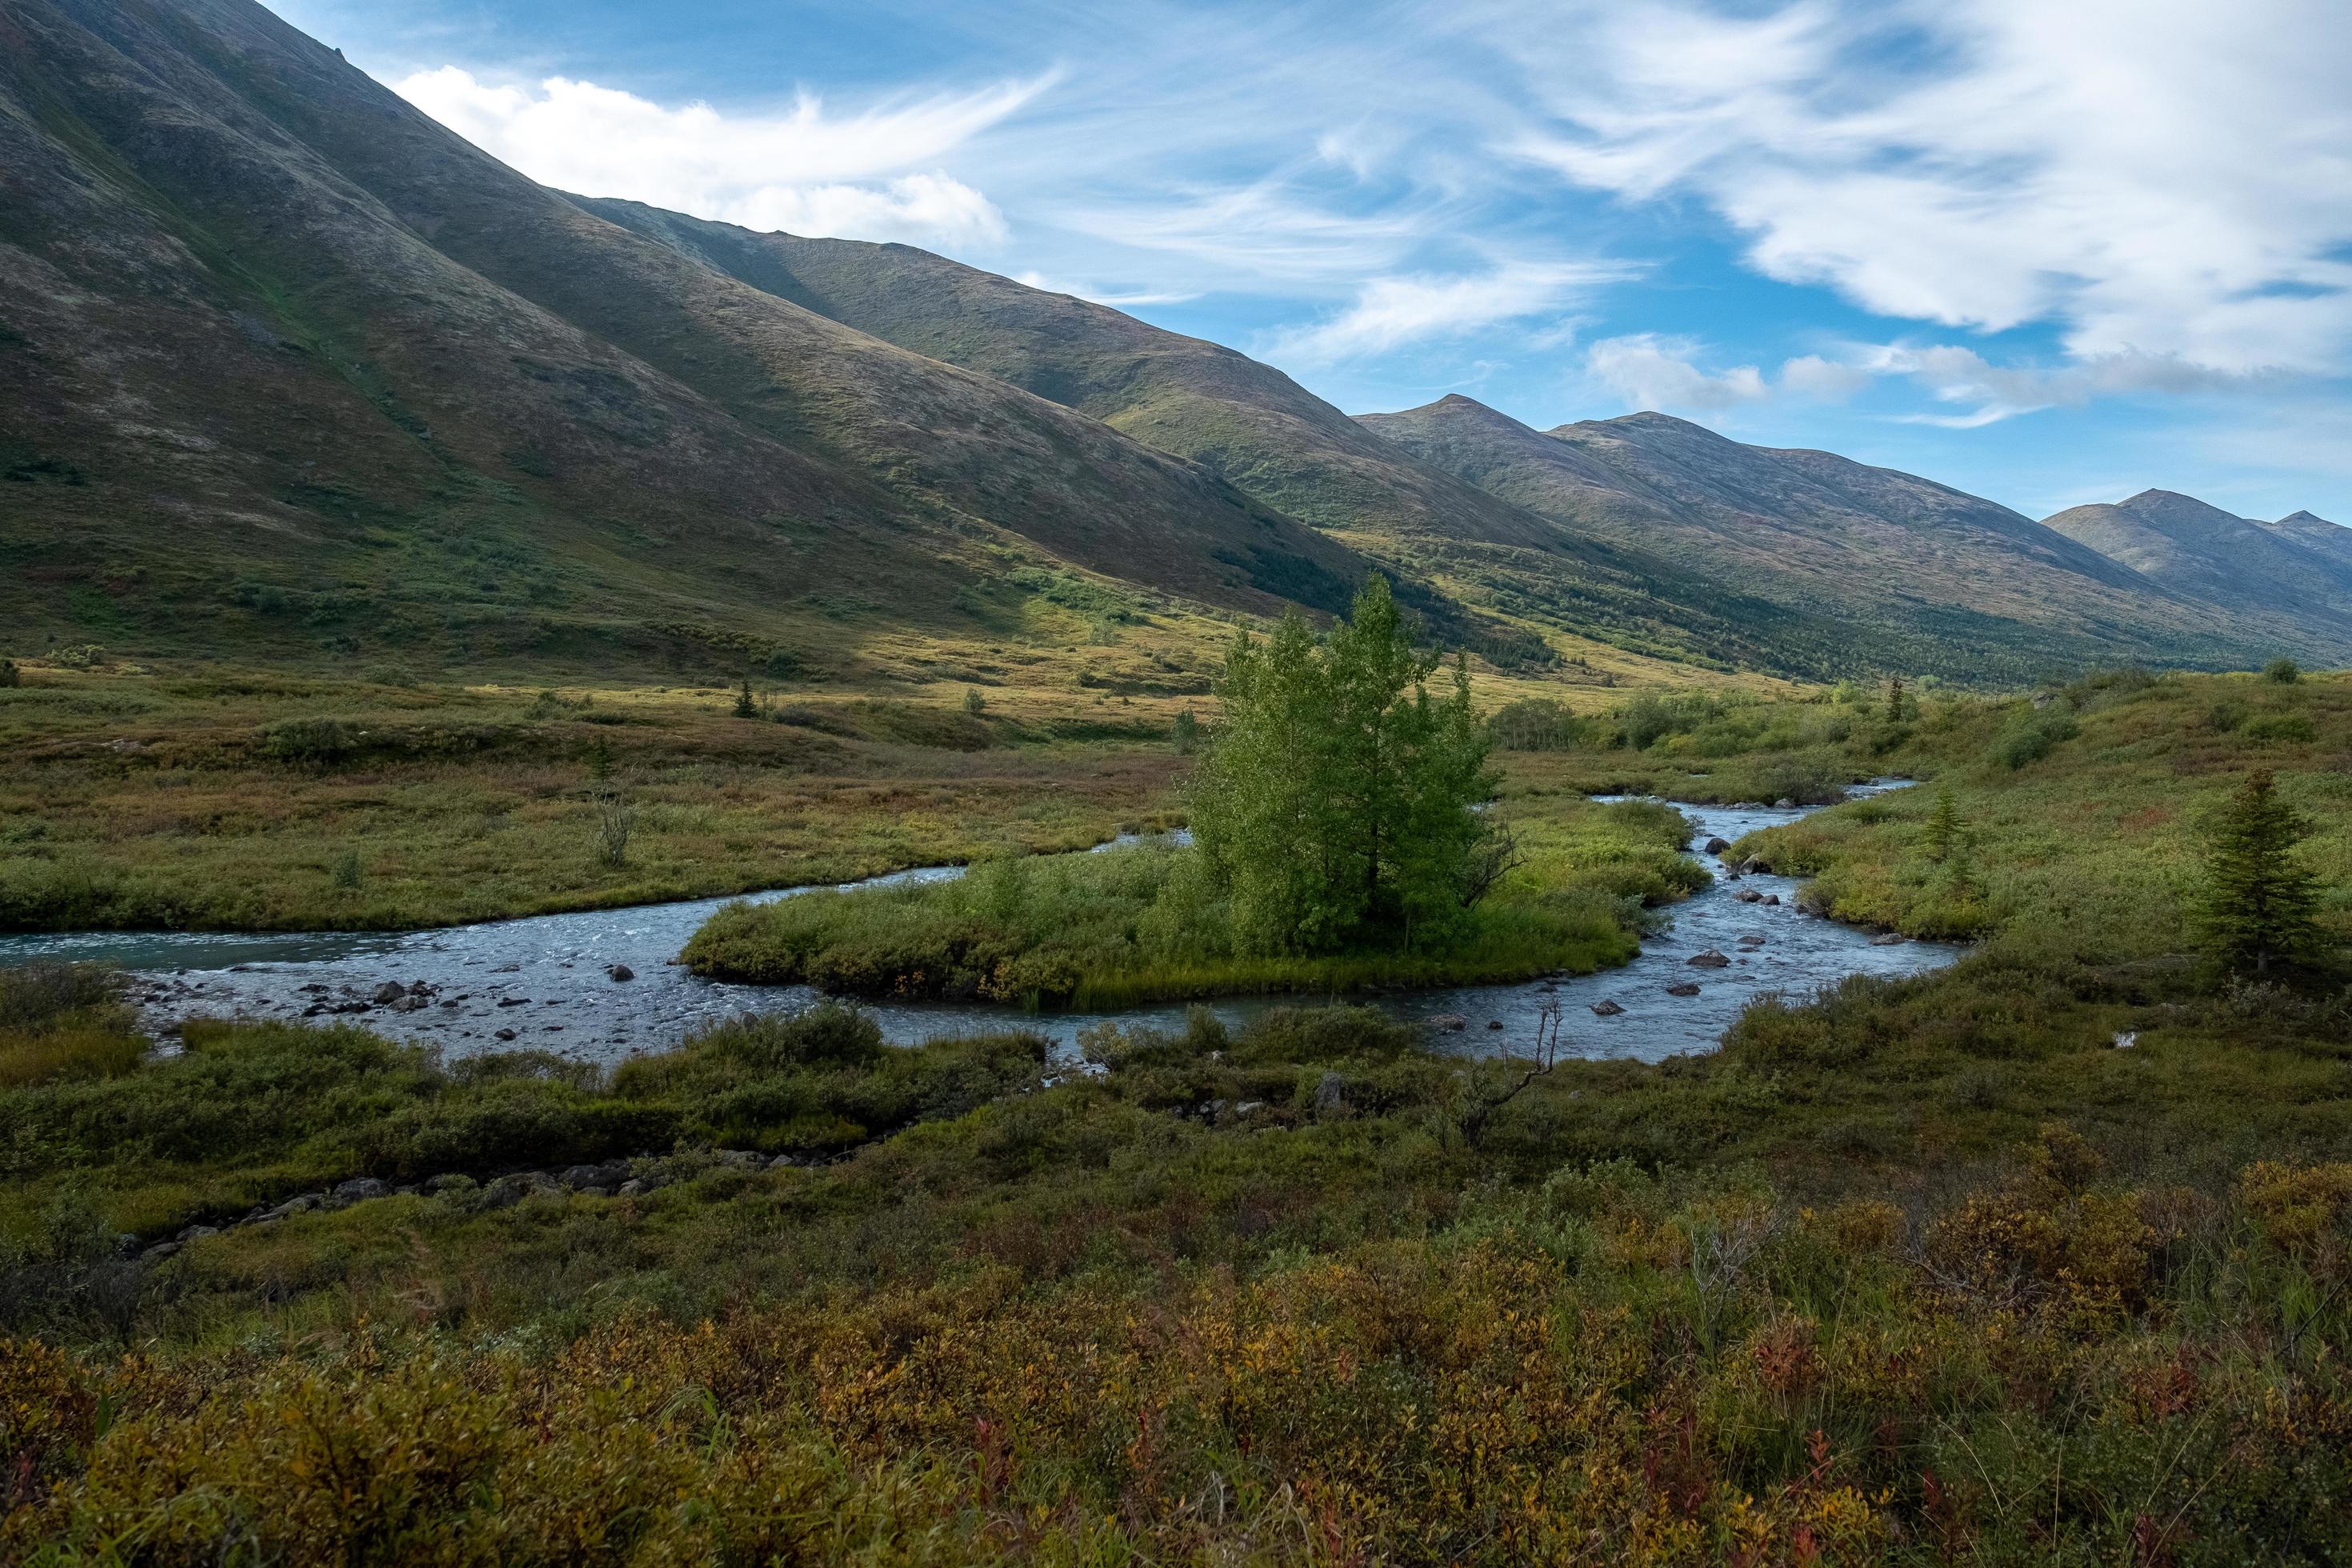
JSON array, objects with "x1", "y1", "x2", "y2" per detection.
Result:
[{"x1": 0, "y1": 785, "x2": 1958, "y2": 1064}]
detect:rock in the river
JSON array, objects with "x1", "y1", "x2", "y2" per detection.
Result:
[
  {"x1": 1774, "y1": 797, "x2": 1796, "y2": 809},
  {"x1": 1739, "y1": 858, "x2": 1766, "y2": 875},
  {"x1": 1764, "y1": 894, "x2": 1781, "y2": 906},
  {"x1": 1704, "y1": 836, "x2": 1731, "y2": 855},
  {"x1": 1734, "y1": 888, "x2": 1763, "y2": 903},
  {"x1": 1664, "y1": 981, "x2": 1701, "y2": 997},
  {"x1": 1426, "y1": 1013, "x2": 1469, "y2": 1033},
  {"x1": 494, "y1": 1028, "x2": 517, "y2": 1042},
  {"x1": 1590, "y1": 999, "x2": 1626, "y2": 1017},
  {"x1": 407, "y1": 980, "x2": 432, "y2": 997},
  {"x1": 1870, "y1": 933, "x2": 1908, "y2": 946},
  {"x1": 606, "y1": 963, "x2": 634, "y2": 982},
  {"x1": 498, "y1": 996, "x2": 529, "y2": 1007},
  {"x1": 1688, "y1": 950, "x2": 1731, "y2": 968},
  {"x1": 1486, "y1": 1019, "x2": 1504, "y2": 1030},
  {"x1": 372, "y1": 981, "x2": 406, "y2": 1005}
]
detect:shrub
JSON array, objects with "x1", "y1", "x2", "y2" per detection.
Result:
[
  {"x1": 1990, "y1": 706, "x2": 2078, "y2": 769},
  {"x1": 2263, "y1": 657, "x2": 2302, "y2": 684},
  {"x1": 697, "y1": 1002, "x2": 886, "y2": 1071}
]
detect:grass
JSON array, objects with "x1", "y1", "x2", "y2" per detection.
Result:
[
  {"x1": 0, "y1": 666, "x2": 1198, "y2": 933},
  {"x1": 678, "y1": 797, "x2": 1701, "y2": 1005},
  {"x1": 1730, "y1": 667, "x2": 2352, "y2": 954},
  {"x1": 3, "y1": 952, "x2": 2351, "y2": 1559},
  {"x1": 6, "y1": 665, "x2": 2352, "y2": 1559}
]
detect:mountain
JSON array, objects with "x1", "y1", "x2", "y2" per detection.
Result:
[
  {"x1": 2042, "y1": 492, "x2": 2352, "y2": 630},
  {"x1": 1361, "y1": 396, "x2": 2351, "y2": 677},
  {"x1": 2258, "y1": 510, "x2": 2352, "y2": 570},
  {"x1": 571, "y1": 202, "x2": 1833, "y2": 674},
  {"x1": 4, "y1": 0, "x2": 2339, "y2": 688},
  {"x1": 0, "y1": 0, "x2": 1366, "y2": 677}
]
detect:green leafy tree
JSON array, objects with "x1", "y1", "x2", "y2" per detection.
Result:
[
  {"x1": 1190, "y1": 577, "x2": 1498, "y2": 954},
  {"x1": 964, "y1": 688, "x2": 987, "y2": 717},
  {"x1": 1171, "y1": 707, "x2": 1198, "y2": 754},
  {"x1": 2262, "y1": 657, "x2": 2301, "y2": 685},
  {"x1": 2194, "y1": 770, "x2": 2322, "y2": 976}
]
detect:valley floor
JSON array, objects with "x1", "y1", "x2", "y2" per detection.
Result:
[{"x1": 3, "y1": 665, "x2": 2351, "y2": 1562}]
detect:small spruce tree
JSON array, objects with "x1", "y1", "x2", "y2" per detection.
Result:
[
  {"x1": 2194, "y1": 770, "x2": 2322, "y2": 976},
  {"x1": 733, "y1": 678, "x2": 758, "y2": 718},
  {"x1": 1171, "y1": 707, "x2": 1198, "y2": 754},
  {"x1": 1924, "y1": 784, "x2": 1962, "y2": 863},
  {"x1": 964, "y1": 688, "x2": 986, "y2": 717}
]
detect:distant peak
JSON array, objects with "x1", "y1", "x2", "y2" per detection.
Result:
[
  {"x1": 1366, "y1": 393, "x2": 1524, "y2": 429},
  {"x1": 2278, "y1": 509, "x2": 2339, "y2": 528}
]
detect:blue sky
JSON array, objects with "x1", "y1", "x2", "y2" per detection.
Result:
[{"x1": 278, "y1": 0, "x2": 2352, "y2": 524}]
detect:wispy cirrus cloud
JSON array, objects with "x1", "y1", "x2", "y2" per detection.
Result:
[
  {"x1": 1502, "y1": 0, "x2": 2352, "y2": 378},
  {"x1": 1264, "y1": 262, "x2": 1632, "y2": 364}
]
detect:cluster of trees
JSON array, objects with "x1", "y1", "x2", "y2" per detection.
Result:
[{"x1": 1189, "y1": 578, "x2": 1506, "y2": 954}]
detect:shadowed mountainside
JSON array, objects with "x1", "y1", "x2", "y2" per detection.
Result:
[{"x1": 0, "y1": 0, "x2": 1366, "y2": 676}]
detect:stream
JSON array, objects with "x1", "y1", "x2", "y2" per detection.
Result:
[{"x1": 0, "y1": 784, "x2": 1958, "y2": 1064}]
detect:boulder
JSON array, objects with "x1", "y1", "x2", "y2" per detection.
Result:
[
  {"x1": 1870, "y1": 933, "x2": 1908, "y2": 946},
  {"x1": 1590, "y1": 999, "x2": 1626, "y2": 1017},
  {"x1": 606, "y1": 963, "x2": 635, "y2": 982},
  {"x1": 1764, "y1": 894, "x2": 1781, "y2": 906},
  {"x1": 268, "y1": 1194, "x2": 322, "y2": 1218},
  {"x1": 1486, "y1": 1019, "x2": 1504, "y2": 1030},
  {"x1": 1426, "y1": 1013, "x2": 1469, "y2": 1033},
  {"x1": 1688, "y1": 950, "x2": 1731, "y2": 968},
  {"x1": 716, "y1": 1149, "x2": 764, "y2": 1168},
  {"x1": 142, "y1": 1241, "x2": 182, "y2": 1262},
  {"x1": 1734, "y1": 888, "x2": 1763, "y2": 903},
  {"x1": 372, "y1": 981, "x2": 406, "y2": 1005},
  {"x1": 1704, "y1": 836, "x2": 1732, "y2": 855},
  {"x1": 1774, "y1": 798, "x2": 1796, "y2": 809},
  {"x1": 497, "y1": 996, "x2": 530, "y2": 1007},
  {"x1": 618, "y1": 1178, "x2": 650, "y2": 1197},
  {"x1": 494, "y1": 1029, "x2": 517, "y2": 1042},
  {"x1": 1314, "y1": 1072, "x2": 1347, "y2": 1114},
  {"x1": 1664, "y1": 981, "x2": 1701, "y2": 997},
  {"x1": 406, "y1": 980, "x2": 432, "y2": 997},
  {"x1": 332, "y1": 1177, "x2": 391, "y2": 1206},
  {"x1": 423, "y1": 1173, "x2": 475, "y2": 1195},
  {"x1": 177, "y1": 1223, "x2": 220, "y2": 1242}
]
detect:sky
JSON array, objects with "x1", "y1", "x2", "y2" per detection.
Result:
[{"x1": 274, "y1": 0, "x2": 2352, "y2": 524}]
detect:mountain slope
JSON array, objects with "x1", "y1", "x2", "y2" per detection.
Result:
[
  {"x1": 571, "y1": 201, "x2": 1836, "y2": 674},
  {"x1": 2042, "y1": 491, "x2": 2352, "y2": 628},
  {"x1": 1361, "y1": 396, "x2": 2349, "y2": 676},
  {"x1": 0, "y1": 0, "x2": 1362, "y2": 675}
]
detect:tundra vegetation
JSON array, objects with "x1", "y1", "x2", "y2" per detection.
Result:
[{"x1": 2, "y1": 655, "x2": 2351, "y2": 1562}]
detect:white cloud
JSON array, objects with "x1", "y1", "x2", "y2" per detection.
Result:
[
  {"x1": 394, "y1": 66, "x2": 1042, "y2": 246},
  {"x1": 1778, "y1": 354, "x2": 1874, "y2": 401},
  {"x1": 1012, "y1": 271, "x2": 1200, "y2": 307},
  {"x1": 1263, "y1": 262, "x2": 1631, "y2": 364},
  {"x1": 1858, "y1": 342, "x2": 2253, "y2": 425},
  {"x1": 1585, "y1": 334, "x2": 1768, "y2": 412},
  {"x1": 1503, "y1": 0, "x2": 2352, "y2": 377}
]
